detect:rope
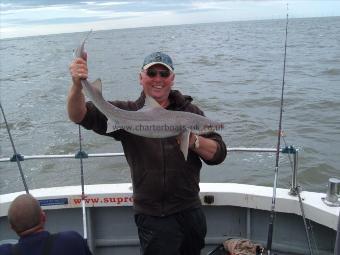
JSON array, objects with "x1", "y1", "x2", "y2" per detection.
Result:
[{"x1": 0, "y1": 101, "x2": 29, "y2": 194}]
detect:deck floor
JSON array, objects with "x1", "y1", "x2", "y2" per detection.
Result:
[{"x1": 206, "y1": 245, "x2": 302, "y2": 255}]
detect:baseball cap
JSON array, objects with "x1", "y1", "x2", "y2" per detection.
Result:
[{"x1": 142, "y1": 52, "x2": 174, "y2": 71}]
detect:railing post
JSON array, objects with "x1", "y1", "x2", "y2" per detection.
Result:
[
  {"x1": 322, "y1": 178, "x2": 340, "y2": 206},
  {"x1": 289, "y1": 149, "x2": 299, "y2": 196}
]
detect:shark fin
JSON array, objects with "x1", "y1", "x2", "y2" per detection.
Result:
[
  {"x1": 179, "y1": 129, "x2": 191, "y2": 161},
  {"x1": 91, "y1": 79, "x2": 102, "y2": 93},
  {"x1": 145, "y1": 95, "x2": 162, "y2": 108},
  {"x1": 106, "y1": 119, "x2": 119, "y2": 133},
  {"x1": 139, "y1": 95, "x2": 163, "y2": 112}
]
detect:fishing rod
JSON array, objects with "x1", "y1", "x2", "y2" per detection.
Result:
[
  {"x1": 0, "y1": 101, "x2": 29, "y2": 194},
  {"x1": 77, "y1": 124, "x2": 88, "y2": 241},
  {"x1": 266, "y1": 8, "x2": 289, "y2": 255},
  {"x1": 74, "y1": 30, "x2": 93, "y2": 242}
]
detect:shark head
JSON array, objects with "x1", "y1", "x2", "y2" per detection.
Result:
[{"x1": 74, "y1": 30, "x2": 92, "y2": 59}]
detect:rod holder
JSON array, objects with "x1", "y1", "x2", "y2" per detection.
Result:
[
  {"x1": 280, "y1": 146, "x2": 300, "y2": 196},
  {"x1": 322, "y1": 177, "x2": 340, "y2": 207},
  {"x1": 289, "y1": 150, "x2": 300, "y2": 196}
]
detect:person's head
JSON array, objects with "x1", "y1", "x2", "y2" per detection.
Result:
[
  {"x1": 139, "y1": 52, "x2": 175, "y2": 106},
  {"x1": 8, "y1": 194, "x2": 46, "y2": 236}
]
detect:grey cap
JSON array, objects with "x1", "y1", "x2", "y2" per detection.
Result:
[{"x1": 142, "y1": 52, "x2": 174, "y2": 71}]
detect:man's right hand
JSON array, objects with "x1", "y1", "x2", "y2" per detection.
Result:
[
  {"x1": 67, "y1": 55, "x2": 88, "y2": 123},
  {"x1": 69, "y1": 55, "x2": 88, "y2": 87}
]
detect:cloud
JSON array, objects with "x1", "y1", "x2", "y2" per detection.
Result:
[{"x1": 1, "y1": 0, "x2": 340, "y2": 39}]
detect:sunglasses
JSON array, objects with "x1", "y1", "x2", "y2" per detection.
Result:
[{"x1": 146, "y1": 69, "x2": 171, "y2": 78}]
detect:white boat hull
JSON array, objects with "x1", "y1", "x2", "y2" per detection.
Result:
[{"x1": 0, "y1": 183, "x2": 338, "y2": 254}]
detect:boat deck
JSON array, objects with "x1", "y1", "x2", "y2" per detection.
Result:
[{"x1": 208, "y1": 246, "x2": 311, "y2": 255}]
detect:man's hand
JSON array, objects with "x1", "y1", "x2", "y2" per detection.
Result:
[
  {"x1": 176, "y1": 132, "x2": 219, "y2": 161},
  {"x1": 69, "y1": 56, "x2": 88, "y2": 87},
  {"x1": 67, "y1": 53, "x2": 88, "y2": 123}
]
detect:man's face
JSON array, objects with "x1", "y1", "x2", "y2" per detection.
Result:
[{"x1": 139, "y1": 64, "x2": 175, "y2": 104}]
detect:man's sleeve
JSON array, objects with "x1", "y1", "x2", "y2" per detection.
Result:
[
  {"x1": 78, "y1": 101, "x2": 126, "y2": 141},
  {"x1": 78, "y1": 101, "x2": 108, "y2": 135},
  {"x1": 201, "y1": 132, "x2": 227, "y2": 165},
  {"x1": 187, "y1": 104, "x2": 227, "y2": 165}
]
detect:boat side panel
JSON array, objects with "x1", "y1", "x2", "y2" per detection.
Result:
[
  {"x1": 251, "y1": 209, "x2": 336, "y2": 254},
  {"x1": 45, "y1": 208, "x2": 84, "y2": 235},
  {"x1": 0, "y1": 217, "x2": 17, "y2": 241},
  {"x1": 204, "y1": 206, "x2": 247, "y2": 239},
  {"x1": 91, "y1": 206, "x2": 139, "y2": 254},
  {"x1": 0, "y1": 205, "x2": 336, "y2": 255},
  {"x1": 0, "y1": 208, "x2": 83, "y2": 241}
]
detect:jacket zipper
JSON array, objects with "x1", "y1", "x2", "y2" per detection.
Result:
[{"x1": 160, "y1": 139, "x2": 166, "y2": 216}]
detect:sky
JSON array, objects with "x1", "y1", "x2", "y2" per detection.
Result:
[{"x1": 1, "y1": 0, "x2": 340, "y2": 39}]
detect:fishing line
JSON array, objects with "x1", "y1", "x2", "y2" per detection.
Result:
[
  {"x1": 266, "y1": 7, "x2": 289, "y2": 255},
  {"x1": 296, "y1": 190, "x2": 315, "y2": 254},
  {"x1": 0, "y1": 101, "x2": 29, "y2": 194},
  {"x1": 281, "y1": 137, "x2": 315, "y2": 254}
]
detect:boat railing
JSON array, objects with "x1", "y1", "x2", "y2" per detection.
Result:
[{"x1": 0, "y1": 146, "x2": 300, "y2": 195}]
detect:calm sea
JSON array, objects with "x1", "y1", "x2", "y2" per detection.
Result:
[{"x1": 1, "y1": 17, "x2": 339, "y2": 194}]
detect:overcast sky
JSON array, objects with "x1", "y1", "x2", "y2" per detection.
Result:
[{"x1": 1, "y1": 0, "x2": 340, "y2": 39}]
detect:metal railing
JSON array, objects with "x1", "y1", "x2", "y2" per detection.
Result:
[{"x1": 0, "y1": 146, "x2": 299, "y2": 194}]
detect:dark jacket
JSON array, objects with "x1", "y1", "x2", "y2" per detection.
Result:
[
  {"x1": 0, "y1": 231, "x2": 92, "y2": 255},
  {"x1": 80, "y1": 90, "x2": 227, "y2": 216}
]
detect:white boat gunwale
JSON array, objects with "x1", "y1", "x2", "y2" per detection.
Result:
[{"x1": 1, "y1": 182, "x2": 338, "y2": 231}]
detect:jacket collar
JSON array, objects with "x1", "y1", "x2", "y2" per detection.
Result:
[{"x1": 135, "y1": 90, "x2": 193, "y2": 110}]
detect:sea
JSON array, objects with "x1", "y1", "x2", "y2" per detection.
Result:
[{"x1": 0, "y1": 17, "x2": 339, "y2": 195}]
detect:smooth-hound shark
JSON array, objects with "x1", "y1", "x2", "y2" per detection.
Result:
[{"x1": 74, "y1": 34, "x2": 223, "y2": 160}]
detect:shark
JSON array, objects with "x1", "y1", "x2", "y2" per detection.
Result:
[{"x1": 74, "y1": 33, "x2": 224, "y2": 160}]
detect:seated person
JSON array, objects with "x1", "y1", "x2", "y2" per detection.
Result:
[{"x1": 0, "y1": 194, "x2": 92, "y2": 255}]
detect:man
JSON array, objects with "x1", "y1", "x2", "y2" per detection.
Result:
[
  {"x1": 68, "y1": 51, "x2": 227, "y2": 254},
  {"x1": 0, "y1": 194, "x2": 92, "y2": 255}
]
